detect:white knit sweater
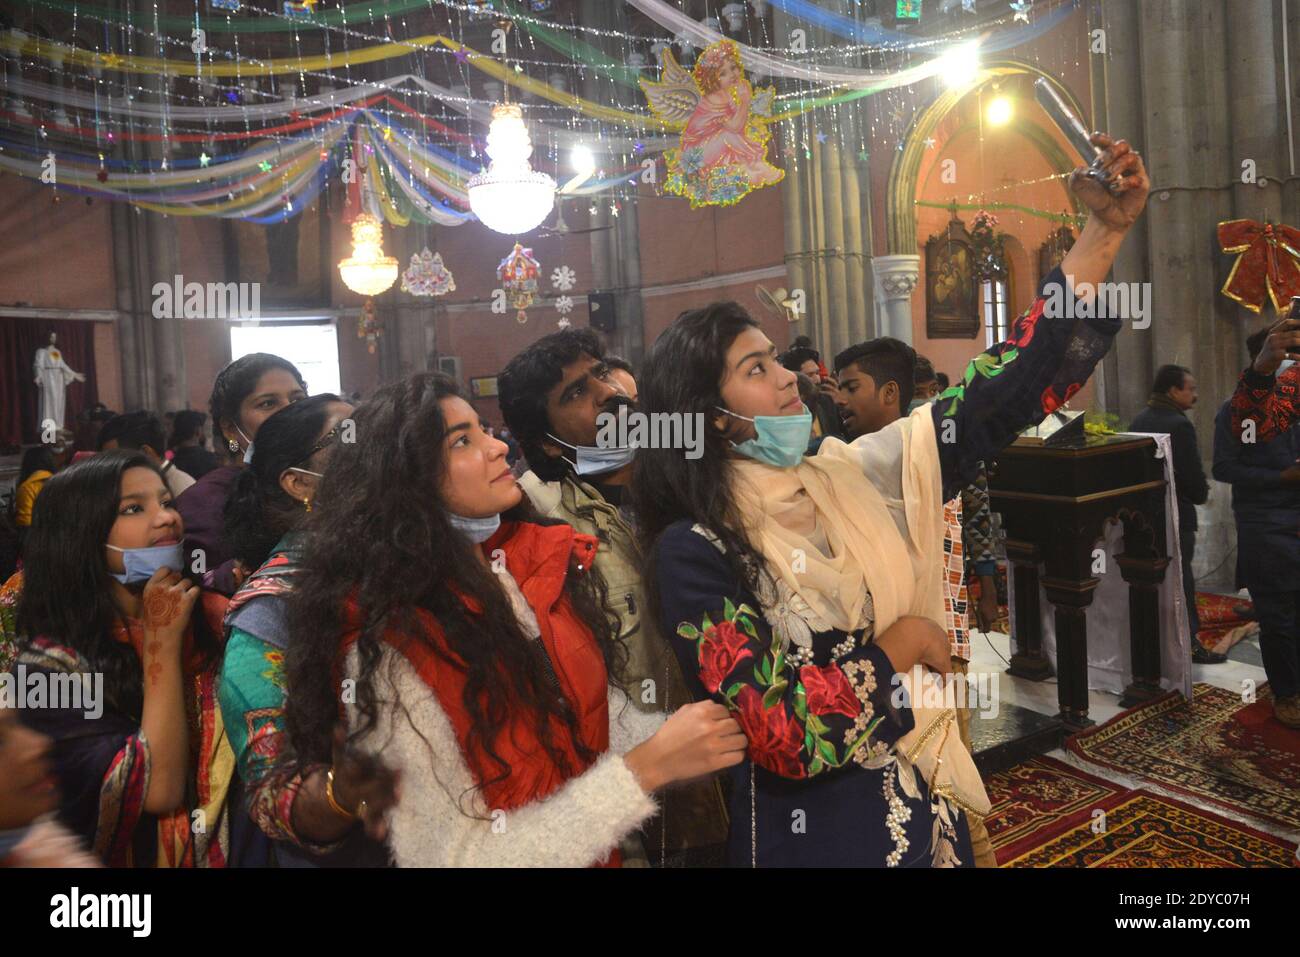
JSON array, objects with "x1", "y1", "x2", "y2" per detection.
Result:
[{"x1": 346, "y1": 645, "x2": 666, "y2": 867}]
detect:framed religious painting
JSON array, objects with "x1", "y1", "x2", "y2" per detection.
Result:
[
  {"x1": 925, "y1": 212, "x2": 979, "y2": 338},
  {"x1": 1039, "y1": 223, "x2": 1077, "y2": 281}
]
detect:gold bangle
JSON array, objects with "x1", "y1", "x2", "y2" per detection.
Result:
[{"x1": 324, "y1": 767, "x2": 357, "y2": 821}]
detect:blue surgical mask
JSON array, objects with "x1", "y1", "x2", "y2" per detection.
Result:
[
  {"x1": 1278, "y1": 359, "x2": 1297, "y2": 374},
  {"x1": 546, "y1": 433, "x2": 636, "y2": 476},
  {"x1": 447, "y1": 511, "x2": 502, "y2": 544},
  {"x1": 237, "y1": 426, "x2": 254, "y2": 465},
  {"x1": 716, "y1": 405, "x2": 812, "y2": 469},
  {"x1": 106, "y1": 542, "x2": 185, "y2": 585}
]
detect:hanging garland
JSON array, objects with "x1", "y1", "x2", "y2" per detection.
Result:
[{"x1": 969, "y1": 209, "x2": 1008, "y2": 280}]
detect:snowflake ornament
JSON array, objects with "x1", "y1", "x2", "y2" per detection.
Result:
[
  {"x1": 1010, "y1": 0, "x2": 1031, "y2": 22},
  {"x1": 555, "y1": 295, "x2": 575, "y2": 315},
  {"x1": 551, "y1": 265, "x2": 577, "y2": 291},
  {"x1": 557, "y1": 316, "x2": 572, "y2": 330}
]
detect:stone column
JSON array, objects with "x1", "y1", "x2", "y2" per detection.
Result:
[
  {"x1": 871, "y1": 254, "x2": 920, "y2": 342},
  {"x1": 772, "y1": 3, "x2": 877, "y2": 357},
  {"x1": 1098, "y1": 0, "x2": 1151, "y2": 422}
]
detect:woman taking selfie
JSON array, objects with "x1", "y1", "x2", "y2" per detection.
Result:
[
  {"x1": 219, "y1": 395, "x2": 397, "y2": 866},
  {"x1": 634, "y1": 134, "x2": 1148, "y2": 867},
  {"x1": 13, "y1": 451, "x2": 236, "y2": 866},
  {"x1": 284, "y1": 372, "x2": 746, "y2": 867}
]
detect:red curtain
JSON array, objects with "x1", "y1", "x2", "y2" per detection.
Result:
[{"x1": 0, "y1": 316, "x2": 99, "y2": 447}]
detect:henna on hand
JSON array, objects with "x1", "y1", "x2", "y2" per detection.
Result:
[{"x1": 143, "y1": 588, "x2": 183, "y2": 629}]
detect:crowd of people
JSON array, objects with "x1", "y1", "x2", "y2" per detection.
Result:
[{"x1": 0, "y1": 132, "x2": 1294, "y2": 870}]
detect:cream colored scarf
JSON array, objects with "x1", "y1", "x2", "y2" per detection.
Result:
[
  {"x1": 730, "y1": 406, "x2": 989, "y2": 819},
  {"x1": 730, "y1": 405, "x2": 944, "y2": 635}
]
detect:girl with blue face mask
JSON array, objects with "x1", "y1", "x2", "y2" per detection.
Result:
[
  {"x1": 634, "y1": 203, "x2": 1137, "y2": 865},
  {"x1": 11, "y1": 450, "x2": 237, "y2": 866}
]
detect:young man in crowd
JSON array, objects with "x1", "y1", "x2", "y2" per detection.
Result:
[{"x1": 498, "y1": 329, "x2": 729, "y2": 866}]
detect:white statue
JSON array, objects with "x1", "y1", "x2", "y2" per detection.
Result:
[{"x1": 33, "y1": 332, "x2": 86, "y2": 431}]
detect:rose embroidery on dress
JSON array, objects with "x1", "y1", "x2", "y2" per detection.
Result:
[{"x1": 677, "y1": 597, "x2": 883, "y2": 778}]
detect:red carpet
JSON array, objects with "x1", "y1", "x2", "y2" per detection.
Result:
[
  {"x1": 999, "y1": 791, "x2": 1297, "y2": 868},
  {"x1": 985, "y1": 756, "x2": 1127, "y2": 863},
  {"x1": 986, "y1": 755, "x2": 1296, "y2": 867},
  {"x1": 1065, "y1": 683, "x2": 1300, "y2": 831}
]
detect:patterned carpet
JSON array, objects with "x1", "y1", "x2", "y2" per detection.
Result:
[
  {"x1": 985, "y1": 756, "x2": 1128, "y2": 862},
  {"x1": 999, "y1": 791, "x2": 1296, "y2": 868},
  {"x1": 1065, "y1": 683, "x2": 1300, "y2": 832},
  {"x1": 985, "y1": 755, "x2": 1296, "y2": 867}
]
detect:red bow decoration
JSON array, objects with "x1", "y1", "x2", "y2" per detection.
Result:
[{"x1": 1218, "y1": 219, "x2": 1300, "y2": 313}]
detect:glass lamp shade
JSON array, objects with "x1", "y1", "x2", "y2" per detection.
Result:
[
  {"x1": 468, "y1": 103, "x2": 557, "y2": 235},
  {"x1": 338, "y1": 213, "x2": 399, "y2": 296}
]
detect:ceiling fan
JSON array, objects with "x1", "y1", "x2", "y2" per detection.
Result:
[{"x1": 535, "y1": 200, "x2": 615, "y2": 239}]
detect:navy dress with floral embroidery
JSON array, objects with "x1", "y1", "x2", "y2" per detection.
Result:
[{"x1": 653, "y1": 265, "x2": 1121, "y2": 867}]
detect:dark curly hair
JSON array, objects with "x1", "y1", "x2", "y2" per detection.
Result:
[
  {"x1": 631, "y1": 301, "x2": 773, "y2": 628},
  {"x1": 498, "y1": 327, "x2": 606, "y2": 483},
  {"x1": 283, "y1": 372, "x2": 623, "y2": 808},
  {"x1": 222, "y1": 393, "x2": 344, "y2": 572},
  {"x1": 16, "y1": 450, "x2": 219, "y2": 720},
  {"x1": 209, "y1": 353, "x2": 305, "y2": 458}
]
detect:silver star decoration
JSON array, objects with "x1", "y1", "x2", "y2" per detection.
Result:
[
  {"x1": 816, "y1": 132, "x2": 827, "y2": 144},
  {"x1": 610, "y1": 202, "x2": 620, "y2": 217},
  {"x1": 589, "y1": 203, "x2": 599, "y2": 215},
  {"x1": 924, "y1": 137, "x2": 936, "y2": 149},
  {"x1": 200, "y1": 152, "x2": 211, "y2": 167},
  {"x1": 1010, "y1": 0, "x2": 1031, "y2": 22}
]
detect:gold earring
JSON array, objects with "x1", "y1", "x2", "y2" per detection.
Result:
[{"x1": 303, "y1": 497, "x2": 312, "y2": 513}]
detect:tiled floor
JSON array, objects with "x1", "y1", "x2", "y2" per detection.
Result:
[{"x1": 965, "y1": 627, "x2": 1270, "y2": 736}]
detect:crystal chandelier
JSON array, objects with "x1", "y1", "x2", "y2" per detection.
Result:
[
  {"x1": 338, "y1": 212, "x2": 399, "y2": 296},
  {"x1": 467, "y1": 103, "x2": 557, "y2": 235}
]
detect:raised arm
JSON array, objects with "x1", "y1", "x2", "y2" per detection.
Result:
[
  {"x1": 1229, "y1": 319, "x2": 1300, "y2": 442},
  {"x1": 933, "y1": 134, "x2": 1149, "y2": 499}
]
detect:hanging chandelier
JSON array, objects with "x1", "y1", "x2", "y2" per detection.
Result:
[
  {"x1": 467, "y1": 103, "x2": 557, "y2": 236},
  {"x1": 338, "y1": 212, "x2": 399, "y2": 296}
]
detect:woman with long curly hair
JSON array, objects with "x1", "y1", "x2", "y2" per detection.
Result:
[{"x1": 283, "y1": 372, "x2": 746, "y2": 867}]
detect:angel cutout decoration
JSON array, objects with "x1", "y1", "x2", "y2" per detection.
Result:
[{"x1": 640, "y1": 39, "x2": 784, "y2": 208}]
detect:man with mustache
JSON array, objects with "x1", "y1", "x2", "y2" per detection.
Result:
[{"x1": 499, "y1": 330, "x2": 729, "y2": 866}]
